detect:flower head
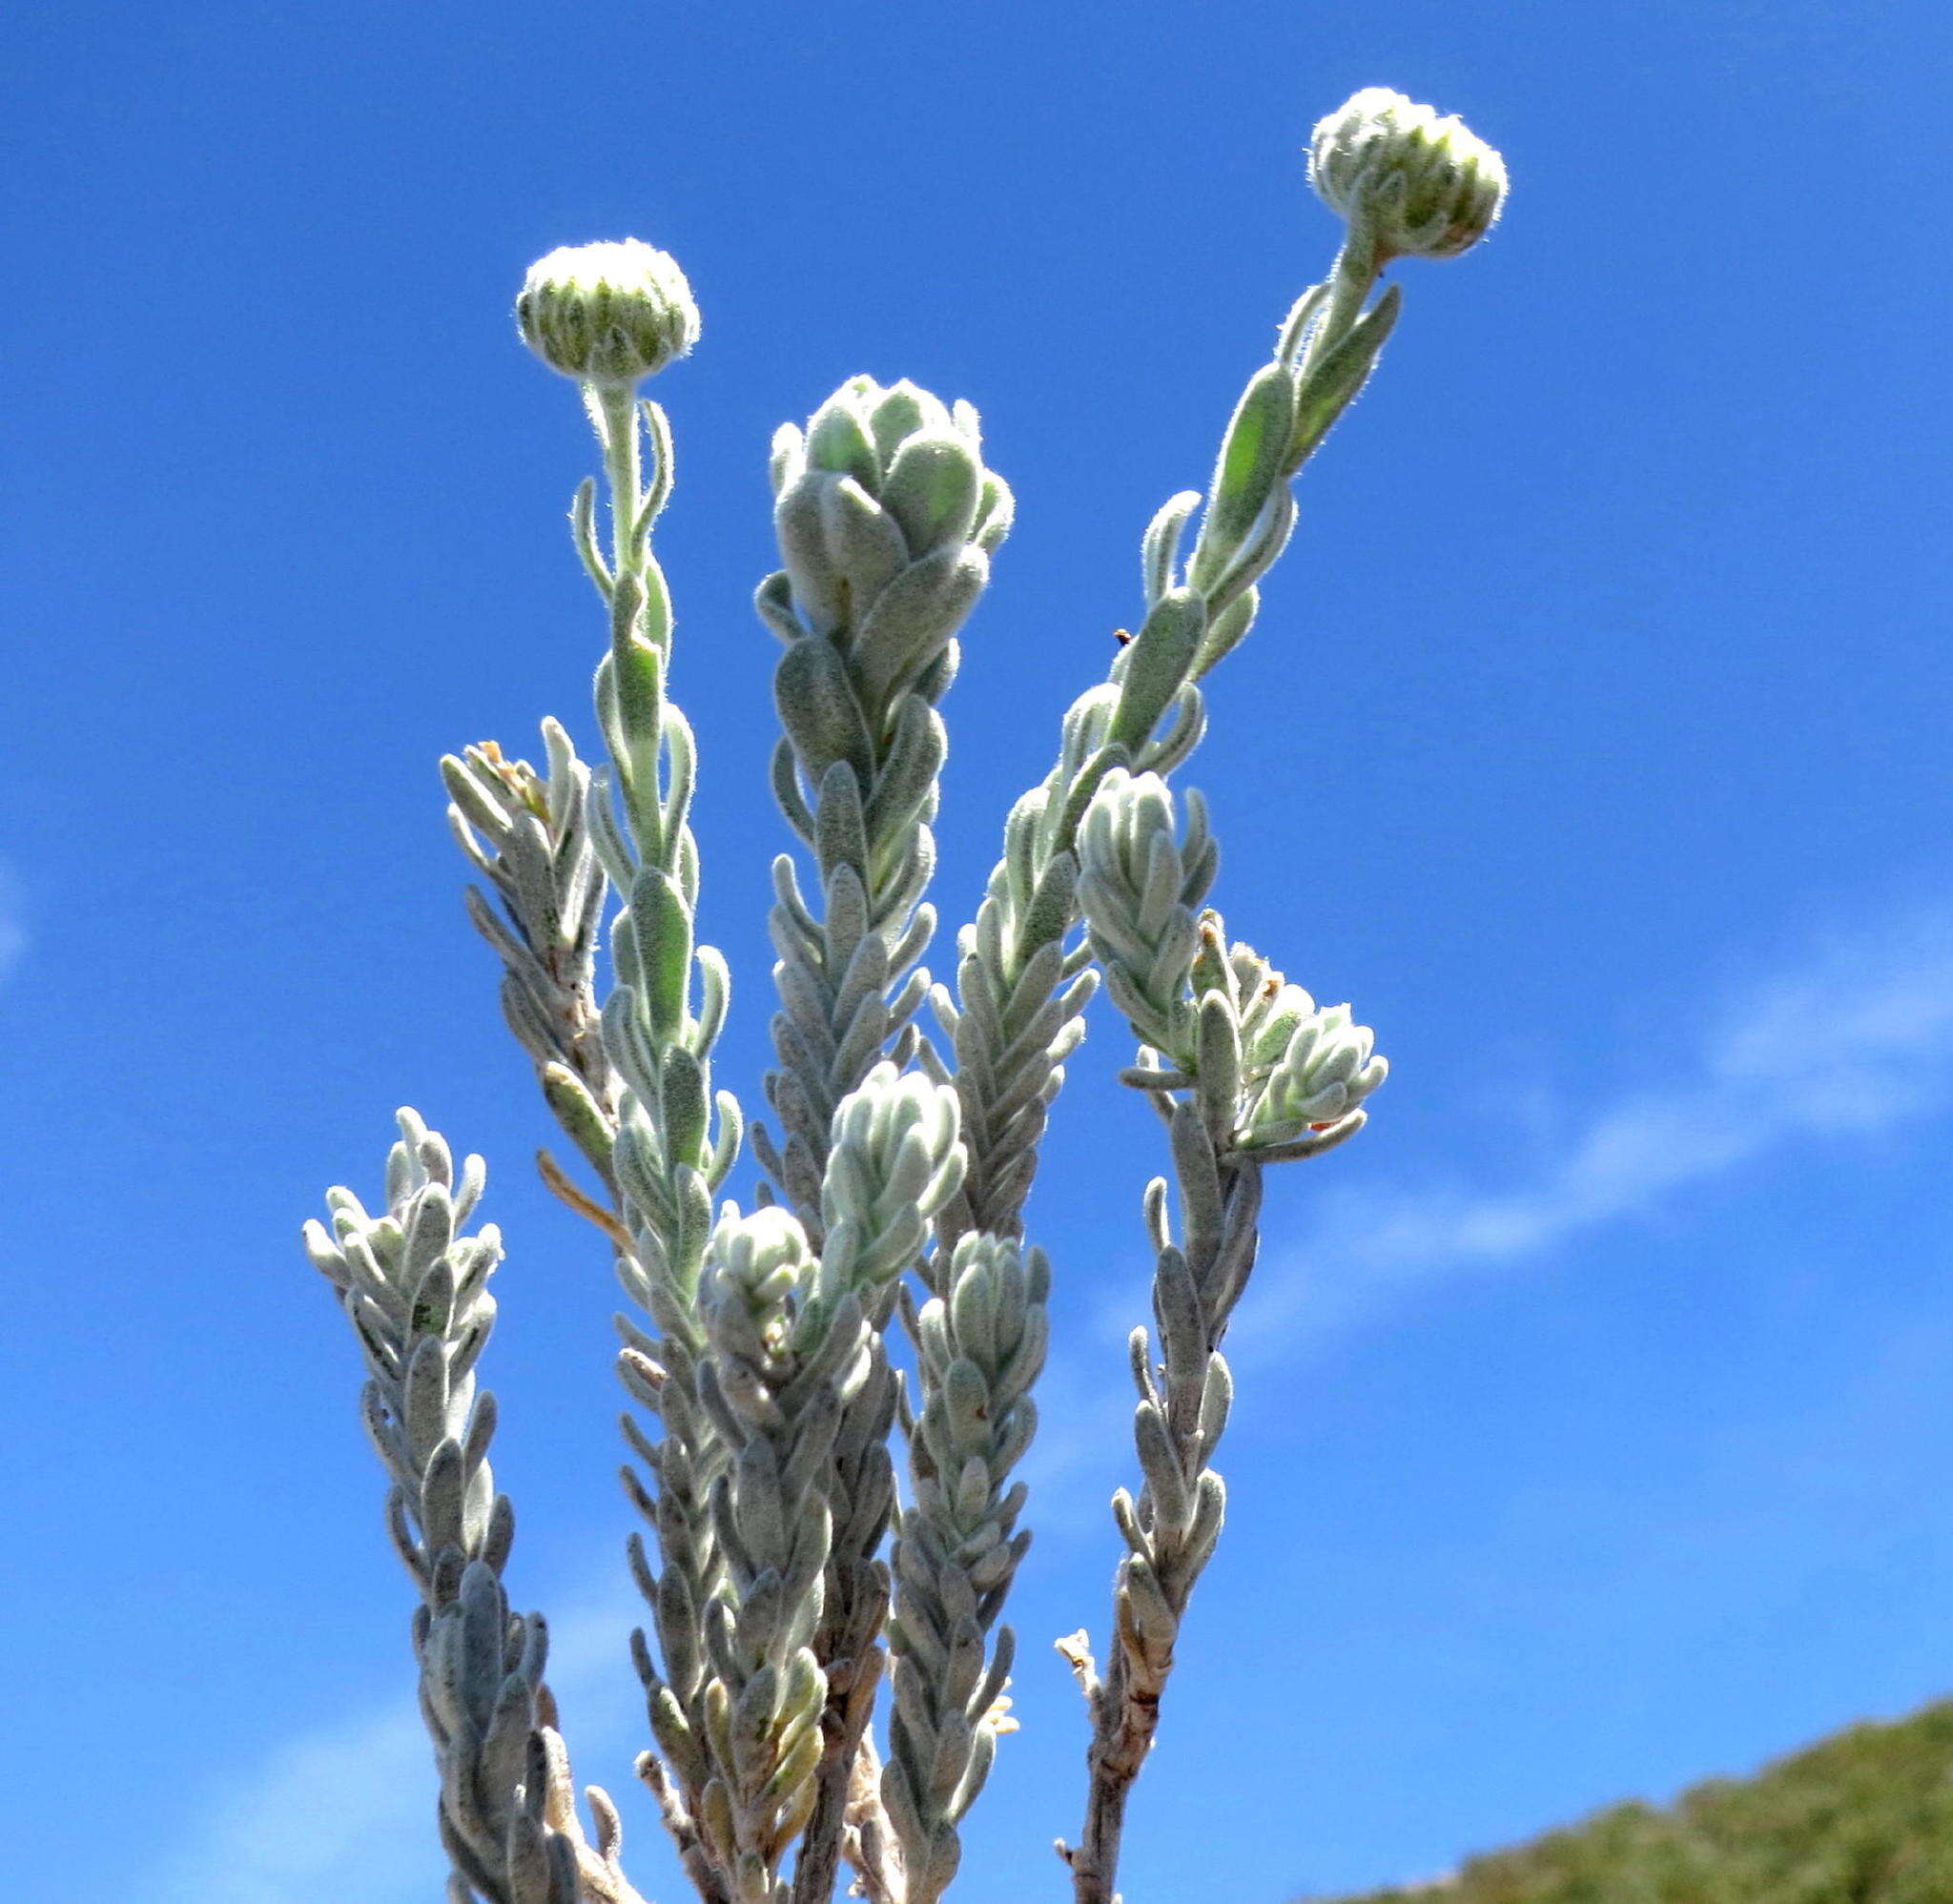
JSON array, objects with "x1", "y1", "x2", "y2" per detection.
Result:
[
  {"x1": 1309, "y1": 87, "x2": 1507, "y2": 261},
  {"x1": 515, "y1": 238, "x2": 699, "y2": 387}
]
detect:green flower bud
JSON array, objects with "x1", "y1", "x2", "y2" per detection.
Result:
[
  {"x1": 819, "y1": 1060, "x2": 966, "y2": 1296},
  {"x1": 775, "y1": 378, "x2": 1011, "y2": 562},
  {"x1": 704, "y1": 1204, "x2": 812, "y2": 1331},
  {"x1": 1078, "y1": 768, "x2": 1214, "y2": 1059},
  {"x1": 1308, "y1": 87, "x2": 1507, "y2": 261},
  {"x1": 1186, "y1": 922, "x2": 1387, "y2": 1155},
  {"x1": 515, "y1": 238, "x2": 700, "y2": 387},
  {"x1": 764, "y1": 376, "x2": 1012, "y2": 707},
  {"x1": 1261, "y1": 1001, "x2": 1388, "y2": 1128}
]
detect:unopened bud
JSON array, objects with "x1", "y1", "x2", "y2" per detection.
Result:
[
  {"x1": 705, "y1": 1204, "x2": 811, "y2": 1317},
  {"x1": 1308, "y1": 88, "x2": 1507, "y2": 261},
  {"x1": 516, "y1": 238, "x2": 700, "y2": 387}
]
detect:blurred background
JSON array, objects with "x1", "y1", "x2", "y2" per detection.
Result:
[{"x1": 3, "y1": 2, "x2": 1951, "y2": 1898}]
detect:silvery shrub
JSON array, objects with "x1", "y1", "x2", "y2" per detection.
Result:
[{"x1": 302, "y1": 87, "x2": 1505, "y2": 1904}]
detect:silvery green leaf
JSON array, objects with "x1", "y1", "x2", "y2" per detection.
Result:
[
  {"x1": 1195, "y1": 361, "x2": 1298, "y2": 574},
  {"x1": 301, "y1": 1218, "x2": 346, "y2": 1282},
  {"x1": 659, "y1": 1046, "x2": 708, "y2": 1169},
  {"x1": 1019, "y1": 850, "x2": 1079, "y2": 954},
  {"x1": 1166, "y1": 1105, "x2": 1223, "y2": 1276},
  {"x1": 1197, "y1": 581, "x2": 1259, "y2": 675},
  {"x1": 1150, "y1": 1244, "x2": 1205, "y2": 1406},
  {"x1": 442, "y1": 753, "x2": 511, "y2": 838},
  {"x1": 863, "y1": 696, "x2": 948, "y2": 842},
  {"x1": 608, "y1": 583, "x2": 663, "y2": 763},
  {"x1": 1286, "y1": 280, "x2": 1401, "y2": 471},
  {"x1": 754, "y1": 567, "x2": 804, "y2": 644},
  {"x1": 1141, "y1": 489, "x2": 1202, "y2": 605},
  {"x1": 1242, "y1": 1106, "x2": 1368, "y2": 1162},
  {"x1": 583, "y1": 765, "x2": 637, "y2": 889},
  {"x1": 973, "y1": 470, "x2": 1015, "y2": 553},
  {"x1": 1197, "y1": 1352, "x2": 1233, "y2": 1457},
  {"x1": 775, "y1": 628, "x2": 873, "y2": 783},
  {"x1": 775, "y1": 470, "x2": 848, "y2": 634},
  {"x1": 1133, "y1": 1400, "x2": 1191, "y2": 1531},
  {"x1": 1274, "y1": 280, "x2": 1330, "y2": 365},
  {"x1": 868, "y1": 379, "x2": 946, "y2": 460},
  {"x1": 804, "y1": 391, "x2": 881, "y2": 488},
  {"x1": 947, "y1": 1267, "x2": 997, "y2": 1368},
  {"x1": 1108, "y1": 589, "x2": 1205, "y2": 751},
  {"x1": 813, "y1": 758, "x2": 871, "y2": 890},
  {"x1": 1137, "y1": 827, "x2": 1187, "y2": 937},
  {"x1": 707, "y1": 1090, "x2": 744, "y2": 1191},
  {"x1": 769, "y1": 738, "x2": 816, "y2": 845},
  {"x1": 768, "y1": 421, "x2": 805, "y2": 497},
  {"x1": 630, "y1": 868, "x2": 694, "y2": 1042},
  {"x1": 569, "y1": 473, "x2": 610, "y2": 595},
  {"x1": 411, "y1": 1257, "x2": 460, "y2": 1343},
  {"x1": 658, "y1": 701, "x2": 697, "y2": 847},
  {"x1": 820, "y1": 473, "x2": 909, "y2": 611},
  {"x1": 913, "y1": 636, "x2": 961, "y2": 704},
  {"x1": 1201, "y1": 487, "x2": 1297, "y2": 629},
  {"x1": 852, "y1": 544, "x2": 989, "y2": 708},
  {"x1": 1182, "y1": 1469, "x2": 1227, "y2": 1576},
  {"x1": 882, "y1": 431, "x2": 982, "y2": 557},
  {"x1": 1119, "y1": 1555, "x2": 1179, "y2": 1655}
]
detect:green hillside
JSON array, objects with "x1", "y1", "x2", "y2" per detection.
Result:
[{"x1": 1312, "y1": 1700, "x2": 1953, "y2": 1903}]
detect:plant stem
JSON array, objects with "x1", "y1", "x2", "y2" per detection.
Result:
[
  {"x1": 1064, "y1": 1136, "x2": 1264, "y2": 1904},
  {"x1": 1302, "y1": 223, "x2": 1383, "y2": 381},
  {"x1": 597, "y1": 382, "x2": 642, "y2": 576}
]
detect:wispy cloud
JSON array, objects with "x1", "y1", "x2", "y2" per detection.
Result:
[
  {"x1": 998, "y1": 904, "x2": 1953, "y2": 1528},
  {"x1": 151, "y1": 1576, "x2": 652, "y2": 1904},
  {"x1": 0, "y1": 859, "x2": 26, "y2": 982},
  {"x1": 1244, "y1": 905, "x2": 1953, "y2": 1352},
  {"x1": 155, "y1": 1697, "x2": 436, "y2": 1904}
]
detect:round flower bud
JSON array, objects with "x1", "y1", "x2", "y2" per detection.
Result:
[
  {"x1": 701, "y1": 1204, "x2": 812, "y2": 1365},
  {"x1": 515, "y1": 238, "x2": 699, "y2": 387},
  {"x1": 1308, "y1": 87, "x2": 1507, "y2": 260}
]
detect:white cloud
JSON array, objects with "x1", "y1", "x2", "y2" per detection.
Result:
[
  {"x1": 154, "y1": 1700, "x2": 436, "y2": 1904},
  {"x1": 151, "y1": 1577, "x2": 651, "y2": 1904},
  {"x1": 976, "y1": 905, "x2": 1953, "y2": 1530},
  {"x1": 0, "y1": 859, "x2": 25, "y2": 981},
  {"x1": 1243, "y1": 905, "x2": 1953, "y2": 1352}
]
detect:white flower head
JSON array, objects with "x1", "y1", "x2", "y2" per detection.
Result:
[
  {"x1": 516, "y1": 237, "x2": 700, "y2": 387},
  {"x1": 1309, "y1": 87, "x2": 1507, "y2": 261}
]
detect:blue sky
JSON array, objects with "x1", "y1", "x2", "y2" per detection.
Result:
[{"x1": 5, "y1": 2, "x2": 1952, "y2": 1899}]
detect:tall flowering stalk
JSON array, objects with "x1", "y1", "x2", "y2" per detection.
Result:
[{"x1": 303, "y1": 86, "x2": 1505, "y2": 1904}]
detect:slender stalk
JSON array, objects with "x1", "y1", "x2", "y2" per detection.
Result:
[
  {"x1": 597, "y1": 383, "x2": 642, "y2": 574},
  {"x1": 582, "y1": 378, "x2": 750, "y2": 1900},
  {"x1": 1300, "y1": 224, "x2": 1383, "y2": 382},
  {"x1": 1061, "y1": 781, "x2": 1384, "y2": 1904},
  {"x1": 1061, "y1": 1151, "x2": 1262, "y2": 1904}
]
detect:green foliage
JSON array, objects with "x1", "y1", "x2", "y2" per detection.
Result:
[{"x1": 1313, "y1": 1701, "x2": 1953, "y2": 1904}]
